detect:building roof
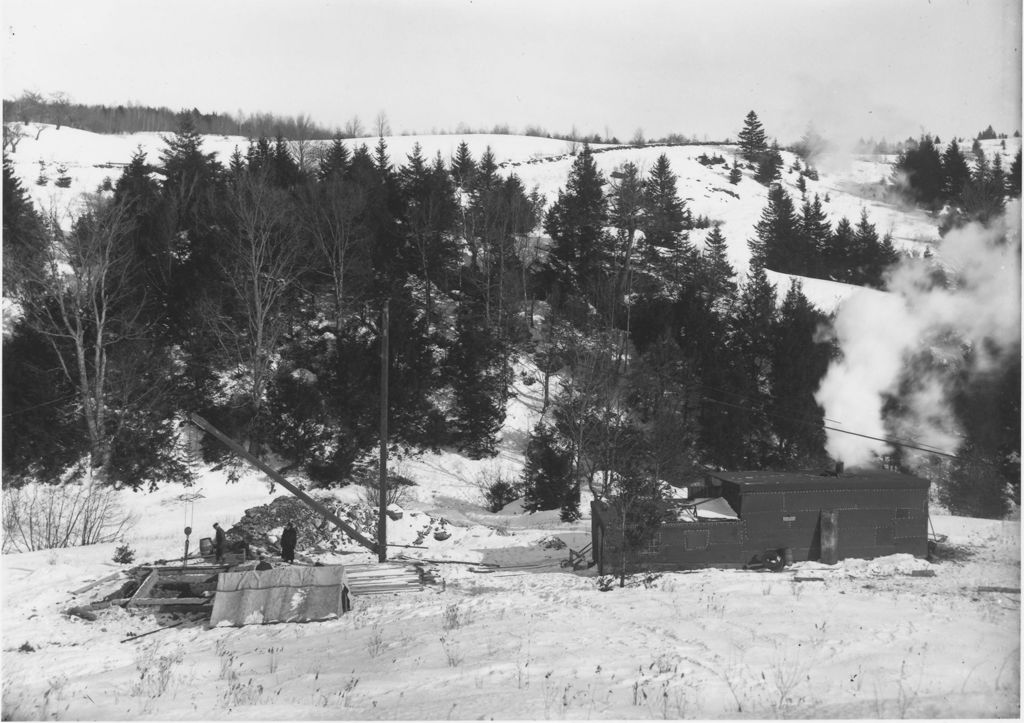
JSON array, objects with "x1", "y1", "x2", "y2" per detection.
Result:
[{"x1": 707, "y1": 468, "x2": 930, "y2": 492}]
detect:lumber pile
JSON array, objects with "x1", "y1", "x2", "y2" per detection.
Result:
[{"x1": 345, "y1": 563, "x2": 425, "y2": 595}]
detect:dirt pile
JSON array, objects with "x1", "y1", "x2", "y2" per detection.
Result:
[{"x1": 228, "y1": 494, "x2": 379, "y2": 554}]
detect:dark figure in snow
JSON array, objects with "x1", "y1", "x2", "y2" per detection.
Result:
[
  {"x1": 255, "y1": 555, "x2": 273, "y2": 571},
  {"x1": 281, "y1": 522, "x2": 297, "y2": 563},
  {"x1": 213, "y1": 522, "x2": 226, "y2": 564}
]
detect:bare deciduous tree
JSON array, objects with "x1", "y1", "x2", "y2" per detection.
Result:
[
  {"x1": 374, "y1": 110, "x2": 391, "y2": 138},
  {"x1": 2, "y1": 482, "x2": 137, "y2": 552},
  {"x1": 18, "y1": 196, "x2": 148, "y2": 479},
  {"x1": 298, "y1": 179, "x2": 370, "y2": 333},
  {"x1": 343, "y1": 115, "x2": 364, "y2": 138},
  {"x1": 209, "y1": 172, "x2": 306, "y2": 429},
  {"x1": 3, "y1": 122, "x2": 28, "y2": 152}
]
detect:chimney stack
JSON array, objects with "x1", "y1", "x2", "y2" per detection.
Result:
[{"x1": 835, "y1": 461, "x2": 845, "y2": 477}]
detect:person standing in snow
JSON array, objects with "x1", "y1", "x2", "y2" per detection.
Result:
[
  {"x1": 281, "y1": 522, "x2": 297, "y2": 563},
  {"x1": 213, "y1": 522, "x2": 226, "y2": 564}
]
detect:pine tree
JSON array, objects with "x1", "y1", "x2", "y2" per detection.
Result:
[
  {"x1": 272, "y1": 135, "x2": 302, "y2": 187},
  {"x1": 542, "y1": 144, "x2": 609, "y2": 300},
  {"x1": 112, "y1": 148, "x2": 172, "y2": 323},
  {"x1": 640, "y1": 154, "x2": 688, "y2": 251},
  {"x1": 699, "y1": 224, "x2": 737, "y2": 309},
  {"x1": 797, "y1": 194, "x2": 831, "y2": 278},
  {"x1": 704, "y1": 262, "x2": 777, "y2": 467},
  {"x1": 1008, "y1": 149, "x2": 1022, "y2": 197},
  {"x1": 522, "y1": 423, "x2": 573, "y2": 512},
  {"x1": 451, "y1": 141, "x2": 476, "y2": 189},
  {"x1": 318, "y1": 137, "x2": 351, "y2": 181},
  {"x1": 447, "y1": 300, "x2": 508, "y2": 458},
  {"x1": 821, "y1": 216, "x2": 855, "y2": 283},
  {"x1": 894, "y1": 135, "x2": 944, "y2": 209},
  {"x1": 748, "y1": 183, "x2": 801, "y2": 273},
  {"x1": 728, "y1": 160, "x2": 742, "y2": 185},
  {"x1": 2, "y1": 155, "x2": 46, "y2": 295},
  {"x1": 604, "y1": 162, "x2": 644, "y2": 326},
  {"x1": 738, "y1": 110, "x2": 768, "y2": 162},
  {"x1": 754, "y1": 141, "x2": 783, "y2": 185},
  {"x1": 941, "y1": 139, "x2": 971, "y2": 202},
  {"x1": 767, "y1": 281, "x2": 830, "y2": 467}
]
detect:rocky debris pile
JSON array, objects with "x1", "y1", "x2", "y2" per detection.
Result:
[
  {"x1": 228, "y1": 494, "x2": 380, "y2": 554},
  {"x1": 539, "y1": 535, "x2": 567, "y2": 550}
]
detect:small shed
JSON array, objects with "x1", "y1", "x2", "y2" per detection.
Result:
[{"x1": 591, "y1": 467, "x2": 930, "y2": 574}]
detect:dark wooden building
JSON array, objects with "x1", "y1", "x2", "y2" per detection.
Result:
[{"x1": 591, "y1": 468, "x2": 930, "y2": 574}]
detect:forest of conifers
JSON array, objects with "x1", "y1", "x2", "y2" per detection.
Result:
[{"x1": 2, "y1": 109, "x2": 1020, "y2": 520}]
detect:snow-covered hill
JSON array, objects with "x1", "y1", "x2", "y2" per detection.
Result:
[{"x1": 11, "y1": 123, "x2": 1016, "y2": 313}]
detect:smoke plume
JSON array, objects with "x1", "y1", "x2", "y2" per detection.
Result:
[{"x1": 815, "y1": 200, "x2": 1021, "y2": 467}]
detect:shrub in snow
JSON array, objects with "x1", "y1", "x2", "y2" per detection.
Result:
[
  {"x1": 482, "y1": 479, "x2": 520, "y2": 513},
  {"x1": 2, "y1": 483, "x2": 136, "y2": 553},
  {"x1": 112, "y1": 541, "x2": 136, "y2": 564},
  {"x1": 54, "y1": 163, "x2": 71, "y2": 188}
]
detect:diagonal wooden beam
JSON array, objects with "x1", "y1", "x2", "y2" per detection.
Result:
[{"x1": 189, "y1": 413, "x2": 380, "y2": 555}]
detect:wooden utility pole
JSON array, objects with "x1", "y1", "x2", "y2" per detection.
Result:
[
  {"x1": 189, "y1": 413, "x2": 380, "y2": 555},
  {"x1": 378, "y1": 299, "x2": 389, "y2": 563}
]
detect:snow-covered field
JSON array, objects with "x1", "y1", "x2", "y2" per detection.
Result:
[
  {"x1": 1, "y1": 358, "x2": 1020, "y2": 719},
  {"x1": 2, "y1": 125, "x2": 1020, "y2": 719},
  {"x1": 1, "y1": 432, "x2": 1020, "y2": 719}
]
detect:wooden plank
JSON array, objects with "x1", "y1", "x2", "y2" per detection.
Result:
[
  {"x1": 191, "y1": 413, "x2": 379, "y2": 555},
  {"x1": 820, "y1": 509, "x2": 839, "y2": 565},
  {"x1": 70, "y1": 571, "x2": 124, "y2": 595},
  {"x1": 127, "y1": 571, "x2": 159, "y2": 608},
  {"x1": 128, "y1": 597, "x2": 212, "y2": 606}
]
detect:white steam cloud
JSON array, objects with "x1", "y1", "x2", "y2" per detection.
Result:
[{"x1": 815, "y1": 200, "x2": 1021, "y2": 467}]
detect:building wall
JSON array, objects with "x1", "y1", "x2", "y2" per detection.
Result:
[{"x1": 592, "y1": 479, "x2": 929, "y2": 573}]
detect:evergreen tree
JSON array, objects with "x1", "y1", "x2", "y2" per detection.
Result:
[
  {"x1": 112, "y1": 148, "x2": 172, "y2": 325},
  {"x1": 640, "y1": 154, "x2": 689, "y2": 252},
  {"x1": 738, "y1": 110, "x2": 768, "y2": 162},
  {"x1": 699, "y1": 224, "x2": 737, "y2": 310},
  {"x1": 521, "y1": 423, "x2": 573, "y2": 512},
  {"x1": 821, "y1": 216, "x2": 855, "y2": 283},
  {"x1": 748, "y1": 183, "x2": 802, "y2": 273},
  {"x1": 797, "y1": 194, "x2": 831, "y2": 278},
  {"x1": 271, "y1": 135, "x2": 302, "y2": 187},
  {"x1": 942, "y1": 149, "x2": 1007, "y2": 232},
  {"x1": 754, "y1": 141, "x2": 784, "y2": 185},
  {"x1": 712, "y1": 263, "x2": 777, "y2": 467},
  {"x1": 767, "y1": 281, "x2": 831, "y2": 467},
  {"x1": 400, "y1": 145, "x2": 460, "y2": 326},
  {"x1": 608, "y1": 162, "x2": 644, "y2": 310},
  {"x1": 2, "y1": 155, "x2": 46, "y2": 295},
  {"x1": 318, "y1": 137, "x2": 351, "y2": 182},
  {"x1": 1008, "y1": 149, "x2": 1022, "y2": 197},
  {"x1": 893, "y1": 135, "x2": 944, "y2": 209},
  {"x1": 941, "y1": 139, "x2": 971, "y2": 202},
  {"x1": 3, "y1": 321, "x2": 89, "y2": 483},
  {"x1": 542, "y1": 144, "x2": 609, "y2": 301},
  {"x1": 451, "y1": 141, "x2": 476, "y2": 189},
  {"x1": 447, "y1": 299, "x2": 508, "y2": 458},
  {"x1": 728, "y1": 160, "x2": 742, "y2": 185}
]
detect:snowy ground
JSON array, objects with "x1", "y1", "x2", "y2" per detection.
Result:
[
  {"x1": 1, "y1": 473, "x2": 1019, "y2": 719},
  {"x1": 2, "y1": 361, "x2": 1020, "y2": 719},
  {"x1": 3, "y1": 125, "x2": 1020, "y2": 718}
]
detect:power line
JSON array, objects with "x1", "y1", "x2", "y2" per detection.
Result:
[
  {"x1": 1, "y1": 392, "x2": 79, "y2": 418},
  {"x1": 700, "y1": 395, "x2": 974, "y2": 463}
]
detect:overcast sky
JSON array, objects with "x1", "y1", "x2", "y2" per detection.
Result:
[{"x1": 2, "y1": 0, "x2": 1020, "y2": 144}]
